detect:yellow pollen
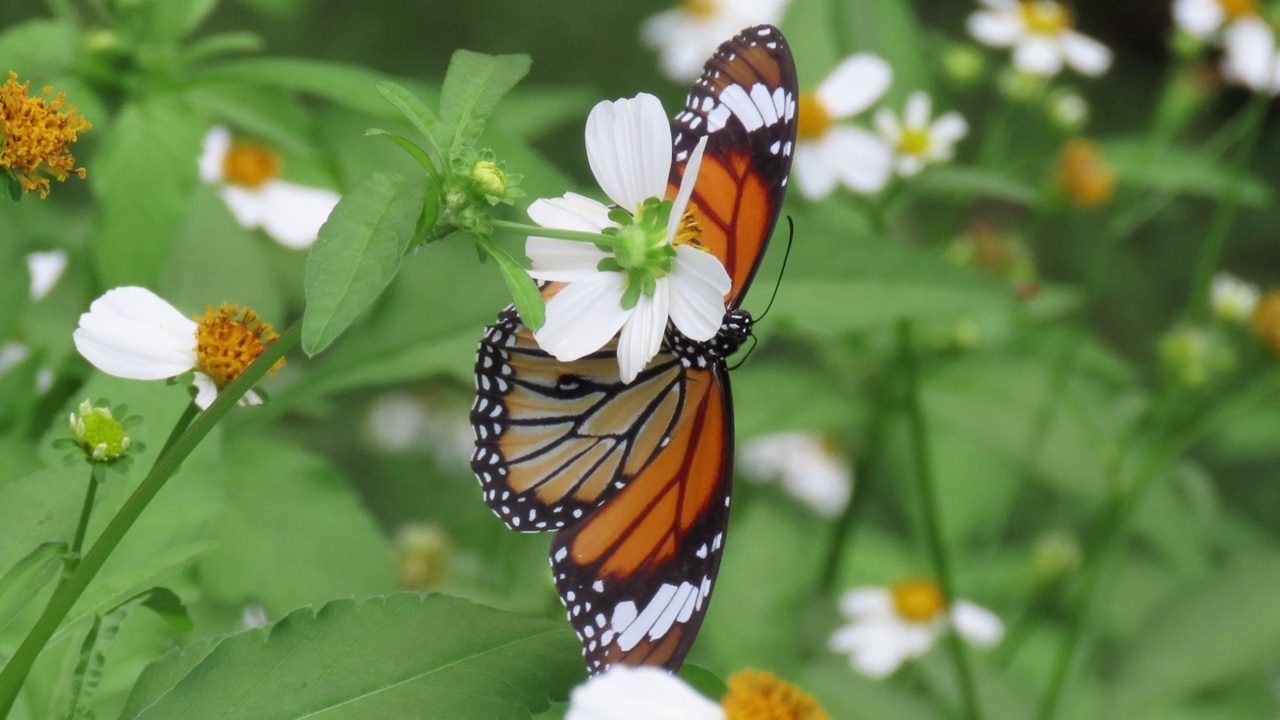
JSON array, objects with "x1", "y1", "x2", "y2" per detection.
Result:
[
  {"x1": 1219, "y1": 0, "x2": 1259, "y2": 19},
  {"x1": 222, "y1": 141, "x2": 280, "y2": 188},
  {"x1": 891, "y1": 579, "x2": 947, "y2": 623},
  {"x1": 898, "y1": 127, "x2": 931, "y2": 156},
  {"x1": 1056, "y1": 138, "x2": 1115, "y2": 208},
  {"x1": 194, "y1": 304, "x2": 285, "y2": 387},
  {"x1": 1020, "y1": 0, "x2": 1072, "y2": 35},
  {"x1": 796, "y1": 92, "x2": 832, "y2": 140},
  {"x1": 682, "y1": 0, "x2": 719, "y2": 19},
  {"x1": 721, "y1": 670, "x2": 829, "y2": 720},
  {"x1": 0, "y1": 71, "x2": 92, "y2": 198},
  {"x1": 1252, "y1": 291, "x2": 1280, "y2": 355},
  {"x1": 673, "y1": 204, "x2": 705, "y2": 248}
]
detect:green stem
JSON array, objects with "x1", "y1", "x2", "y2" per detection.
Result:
[
  {"x1": 490, "y1": 219, "x2": 618, "y2": 247},
  {"x1": 1185, "y1": 96, "x2": 1269, "y2": 322},
  {"x1": 0, "y1": 321, "x2": 300, "y2": 716},
  {"x1": 66, "y1": 469, "x2": 99, "y2": 569},
  {"x1": 895, "y1": 320, "x2": 981, "y2": 720}
]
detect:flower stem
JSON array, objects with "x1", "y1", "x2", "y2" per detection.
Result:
[
  {"x1": 490, "y1": 219, "x2": 618, "y2": 247},
  {"x1": 65, "y1": 468, "x2": 100, "y2": 572},
  {"x1": 0, "y1": 321, "x2": 300, "y2": 716},
  {"x1": 895, "y1": 319, "x2": 982, "y2": 720}
]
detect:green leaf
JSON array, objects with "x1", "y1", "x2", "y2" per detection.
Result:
[
  {"x1": 913, "y1": 165, "x2": 1043, "y2": 206},
  {"x1": 192, "y1": 58, "x2": 407, "y2": 114},
  {"x1": 0, "y1": 234, "x2": 29, "y2": 342},
  {"x1": 197, "y1": 438, "x2": 397, "y2": 614},
  {"x1": 0, "y1": 466, "x2": 84, "y2": 580},
  {"x1": 479, "y1": 237, "x2": 544, "y2": 330},
  {"x1": 145, "y1": 0, "x2": 218, "y2": 43},
  {"x1": 437, "y1": 50, "x2": 531, "y2": 159},
  {"x1": 303, "y1": 171, "x2": 426, "y2": 355},
  {"x1": 376, "y1": 81, "x2": 447, "y2": 173},
  {"x1": 121, "y1": 594, "x2": 585, "y2": 720},
  {"x1": 1105, "y1": 138, "x2": 1272, "y2": 206},
  {"x1": 91, "y1": 95, "x2": 204, "y2": 287},
  {"x1": 0, "y1": 19, "x2": 79, "y2": 77},
  {"x1": 0, "y1": 542, "x2": 66, "y2": 634}
]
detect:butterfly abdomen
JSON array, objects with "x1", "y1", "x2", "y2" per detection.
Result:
[{"x1": 666, "y1": 309, "x2": 753, "y2": 370}]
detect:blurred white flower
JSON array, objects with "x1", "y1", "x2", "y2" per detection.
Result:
[
  {"x1": 968, "y1": 0, "x2": 1113, "y2": 77},
  {"x1": 641, "y1": 0, "x2": 790, "y2": 82},
  {"x1": 792, "y1": 55, "x2": 894, "y2": 199},
  {"x1": 1046, "y1": 88, "x2": 1090, "y2": 130},
  {"x1": 1173, "y1": 0, "x2": 1259, "y2": 40},
  {"x1": 26, "y1": 250, "x2": 68, "y2": 301},
  {"x1": 740, "y1": 432, "x2": 852, "y2": 517},
  {"x1": 73, "y1": 286, "x2": 281, "y2": 410},
  {"x1": 364, "y1": 391, "x2": 473, "y2": 466},
  {"x1": 198, "y1": 126, "x2": 340, "y2": 249},
  {"x1": 0, "y1": 342, "x2": 30, "y2": 376},
  {"x1": 1210, "y1": 272, "x2": 1260, "y2": 323},
  {"x1": 1221, "y1": 17, "x2": 1280, "y2": 94},
  {"x1": 874, "y1": 92, "x2": 969, "y2": 177},
  {"x1": 566, "y1": 666, "x2": 722, "y2": 720},
  {"x1": 828, "y1": 581, "x2": 1004, "y2": 678},
  {"x1": 526, "y1": 94, "x2": 730, "y2": 384}
]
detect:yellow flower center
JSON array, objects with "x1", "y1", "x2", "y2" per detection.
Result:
[
  {"x1": 721, "y1": 670, "x2": 829, "y2": 720},
  {"x1": 1219, "y1": 0, "x2": 1259, "y2": 19},
  {"x1": 672, "y1": 203, "x2": 704, "y2": 249},
  {"x1": 222, "y1": 141, "x2": 280, "y2": 188},
  {"x1": 898, "y1": 127, "x2": 932, "y2": 156},
  {"x1": 1020, "y1": 0, "x2": 1072, "y2": 35},
  {"x1": 1056, "y1": 138, "x2": 1115, "y2": 208},
  {"x1": 683, "y1": 0, "x2": 719, "y2": 18},
  {"x1": 194, "y1": 304, "x2": 285, "y2": 386},
  {"x1": 0, "y1": 71, "x2": 92, "y2": 198},
  {"x1": 796, "y1": 92, "x2": 831, "y2": 140},
  {"x1": 891, "y1": 579, "x2": 946, "y2": 623},
  {"x1": 1252, "y1": 291, "x2": 1280, "y2": 354}
]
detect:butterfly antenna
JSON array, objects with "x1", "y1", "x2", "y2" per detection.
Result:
[
  {"x1": 754, "y1": 215, "x2": 794, "y2": 325},
  {"x1": 728, "y1": 333, "x2": 759, "y2": 371}
]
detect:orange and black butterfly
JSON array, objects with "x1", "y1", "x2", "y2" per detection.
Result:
[{"x1": 471, "y1": 25, "x2": 797, "y2": 674}]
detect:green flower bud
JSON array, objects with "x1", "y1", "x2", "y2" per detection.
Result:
[{"x1": 68, "y1": 399, "x2": 131, "y2": 462}]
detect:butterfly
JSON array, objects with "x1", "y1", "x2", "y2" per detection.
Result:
[{"x1": 471, "y1": 25, "x2": 797, "y2": 674}]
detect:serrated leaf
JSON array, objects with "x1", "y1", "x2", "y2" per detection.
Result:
[
  {"x1": 192, "y1": 58, "x2": 407, "y2": 114},
  {"x1": 480, "y1": 238, "x2": 544, "y2": 330},
  {"x1": 0, "y1": 542, "x2": 66, "y2": 634},
  {"x1": 438, "y1": 50, "x2": 531, "y2": 159},
  {"x1": 375, "y1": 81, "x2": 446, "y2": 172},
  {"x1": 303, "y1": 171, "x2": 425, "y2": 355},
  {"x1": 122, "y1": 594, "x2": 585, "y2": 720},
  {"x1": 91, "y1": 95, "x2": 204, "y2": 287}
]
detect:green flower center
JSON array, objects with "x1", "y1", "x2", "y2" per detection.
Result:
[
  {"x1": 598, "y1": 197, "x2": 678, "y2": 309},
  {"x1": 71, "y1": 401, "x2": 130, "y2": 461}
]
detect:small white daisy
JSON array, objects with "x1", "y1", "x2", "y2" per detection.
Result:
[
  {"x1": 72, "y1": 286, "x2": 283, "y2": 410},
  {"x1": 26, "y1": 250, "x2": 68, "y2": 301},
  {"x1": 828, "y1": 580, "x2": 1004, "y2": 679},
  {"x1": 526, "y1": 93, "x2": 731, "y2": 384},
  {"x1": 641, "y1": 0, "x2": 790, "y2": 83},
  {"x1": 1210, "y1": 272, "x2": 1260, "y2": 323},
  {"x1": 740, "y1": 432, "x2": 853, "y2": 518},
  {"x1": 874, "y1": 92, "x2": 969, "y2": 177},
  {"x1": 1173, "y1": 0, "x2": 1259, "y2": 40},
  {"x1": 792, "y1": 55, "x2": 895, "y2": 199},
  {"x1": 198, "y1": 126, "x2": 340, "y2": 250},
  {"x1": 567, "y1": 665, "x2": 826, "y2": 719},
  {"x1": 1221, "y1": 17, "x2": 1280, "y2": 94},
  {"x1": 968, "y1": 0, "x2": 1113, "y2": 77}
]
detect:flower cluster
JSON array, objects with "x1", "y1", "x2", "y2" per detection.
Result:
[
  {"x1": 968, "y1": 0, "x2": 1113, "y2": 78},
  {"x1": 0, "y1": 72, "x2": 92, "y2": 198},
  {"x1": 740, "y1": 432, "x2": 853, "y2": 517},
  {"x1": 641, "y1": 0, "x2": 791, "y2": 82},
  {"x1": 1173, "y1": 0, "x2": 1280, "y2": 94}
]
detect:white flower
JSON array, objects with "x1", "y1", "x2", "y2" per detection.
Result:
[
  {"x1": 526, "y1": 93, "x2": 732, "y2": 384},
  {"x1": 1221, "y1": 17, "x2": 1280, "y2": 94},
  {"x1": 968, "y1": 0, "x2": 1113, "y2": 77},
  {"x1": 874, "y1": 92, "x2": 969, "y2": 177},
  {"x1": 567, "y1": 666, "x2": 722, "y2": 720},
  {"x1": 1210, "y1": 272, "x2": 1260, "y2": 323},
  {"x1": 828, "y1": 581, "x2": 1004, "y2": 679},
  {"x1": 72, "y1": 286, "x2": 268, "y2": 410},
  {"x1": 740, "y1": 432, "x2": 852, "y2": 517},
  {"x1": 1173, "y1": 0, "x2": 1259, "y2": 40},
  {"x1": 198, "y1": 126, "x2": 340, "y2": 250},
  {"x1": 0, "y1": 342, "x2": 30, "y2": 376},
  {"x1": 792, "y1": 55, "x2": 895, "y2": 200},
  {"x1": 641, "y1": 0, "x2": 790, "y2": 82},
  {"x1": 364, "y1": 391, "x2": 473, "y2": 465},
  {"x1": 26, "y1": 250, "x2": 68, "y2": 301}
]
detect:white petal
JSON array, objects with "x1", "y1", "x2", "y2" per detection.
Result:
[
  {"x1": 668, "y1": 136, "x2": 708, "y2": 241},
  {"x1": 566, "y1": 666, "x2": 724, "y2": 720},
  {"x1": 1173, "y1": 0, "x2": 1223, "y2": 38},
  {"x1": 839, "y1": 587, "x2": 893, "y2": 618},
  {"x1": 903, "y1": 92, "x2": 932, "y2": 130},
  {"x1": 952, "y1": 601, "x2": 1005, "y2": 647},
  {"x1": 929, "y1": 112, "x2": 970, "y2": 146},
  {"x1": 668, "y1": 245, "x2": 730, "y2": 342},
  {"x1": 528, "y1": 192, "x2": 614, "y2": 233},
  {"x1": 967, "y1": 10, "x2": 1022, "y2": 47},
  {"x1": 0, "y1": 342, "x2": 30, "y2": 376},
  {"x1": 585, "y1": 94, "x2": 672, "y2": 211},
  {"x1": 873, "y1": 108, "x2": 902, "y2": 144},
  {"x1": 219, "y1": 185, "x2": 273, "y2": 231},
  {"x1": 26, "y1": 250, "x2": 68, "y2": 301},
  {"x1": 534, "y1": 273, "x2": 630, "y2": 363},
  {"x1": 896, "y1": 155, "x2": 926, "y2": 177},
  {"x1": 829, "y1": 619, "x2": 916, "y2": 679},
  {"x1": 254, "y1": 181, "x2": 340, "y2": 249},
  {"x1": 617, "y1": 283, "x2": 669, "y2": 384},
  {"x1": 527, "y1": 237, "x2": 611, "y2": 282},
  {"x1": 816, "y1": 54, "x2": 893, "y2": 118},
  {"x1": 824, "y1": 127, "x2": 893, "y2": 193},
  {"x1": 73, "y1": 287, "x2": 198, "y2": 380},
  {"x1": 240, "y1": 388, "x2": 265, "y2": 406},
  {"x1": 192, "y1": 372, "x2": 218, "y2": 410},
  {"x1": 1061, "y1": 31, "x2": 1113, "y2": 77},
  {"x1": 1013, "y1": 37, "x2": 1065, "y2": 76},
  {"x1": 1223, "y1": 18, "x2": 1276, "y2": 91},
  {"x1": 198, "y1": 126, "x2": 231, "y2": 183},
  {"x1": 978, "y1": 0, "x2": 1018, "y2": 10},
  {"x1": 792, "y1": 141, "x2": 842, "y2": 200}
]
